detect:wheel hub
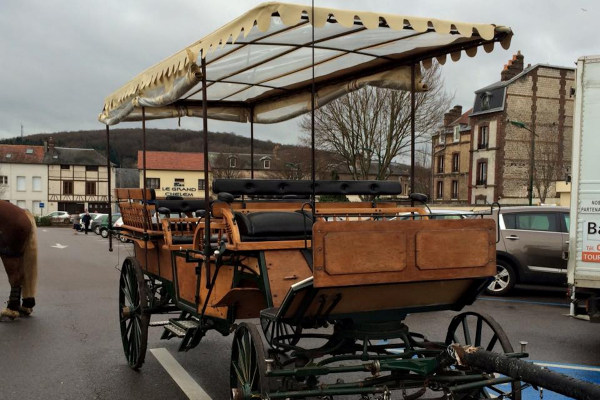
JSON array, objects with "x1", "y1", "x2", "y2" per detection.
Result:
[{"x1": 122, "y1": 306, "x2": 131, "y2": 318}]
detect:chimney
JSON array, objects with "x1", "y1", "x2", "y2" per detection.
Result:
[
  {"x1": 501, "y1": 51, "x2": 524, "y2": 81},
  {"x1": 43, "y1": 140, "x2": 48, "y2": 152},
  {"x1": 48, "y1": 136, "x2": 55, "y2": 151},
  {"x1": 443, "y1": 105, "x2": 463, "y2": 126}
]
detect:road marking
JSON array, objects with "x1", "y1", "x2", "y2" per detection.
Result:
[
  {"x1": 478, "y1": 297, "x2": 569, "y2": 308},
  {"x1": 533, "y1": 361, "x2": 600, "y2": 372},
  {"x1": 150, "y1": 348, "x2": 212, "y2": 400},
  {"x1": 51, "y1": 243, "x2": 68, "y2": 249}
]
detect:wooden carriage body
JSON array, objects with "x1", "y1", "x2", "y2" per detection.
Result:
[{"x1": 115, "y1": 179, "x2": 496, "y2": 333}]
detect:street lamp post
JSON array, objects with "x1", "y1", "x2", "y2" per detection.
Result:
[{"x1": 508, "y1": 120, "x2": 536, "y2": 206}]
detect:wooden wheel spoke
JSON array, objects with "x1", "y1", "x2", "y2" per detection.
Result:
[
  {"x1": 475, "y1": 317, "x2": 483, "y2": 347},
  {"x1": 486, "y1": 334, "x2": 498, "y2": 351}
]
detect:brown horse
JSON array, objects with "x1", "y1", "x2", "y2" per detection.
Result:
[{"x1": 0, "y1": 201, "x2": 38, "y2": 319}]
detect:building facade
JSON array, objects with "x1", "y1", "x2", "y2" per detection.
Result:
[
  {"x1": 138, "y1": 151, "x2": 211, "y2": 199},
  {"x1": 0, "y1": 145, "x2": 47, "y2": 215},
  {"x1": 469, "y1": 52, "x2": 574, "y2": 204},
  {"x1": 44, "y1": 140, "x2": 114, "y2": 214},
  {"x1": 431, "y1": 106, "x2": 472, "y2": 204}
]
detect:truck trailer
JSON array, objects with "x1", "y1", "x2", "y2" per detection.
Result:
[{"x1": 568, "y1": 55, "x2": 600, "y2": 322}]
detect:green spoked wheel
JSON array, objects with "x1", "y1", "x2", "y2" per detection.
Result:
[
  {"x1": 119, "y1": 257, "x2": 150, "y2": 370},
  {"x1": 445, "y1": 311, "x2": 522, "y2": 400},
  {"x1": 230, "y1": 323, "x2": 271, "y2": 400},
  {"x1": 260, "y1": 316, "x2": 302, "y2": 349}
]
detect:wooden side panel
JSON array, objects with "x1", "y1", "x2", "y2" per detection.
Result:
[
  {"x1": 313, "y1": 219, "x2": 496, "y2": 288},
  {"x1": 173, "y1": 257, "x2": 234, "y2": 319},
  {"x1": 323, "y1": 231, "x2": 406, "y2": 275},
  {"x1": 264, "y1": 250, "x2": 312, "y2": 307},
  {"x1": 416, "y1": 229, "x2": 491, "y2": 269},
  {"x1": 134, "y1": 240, "x2": 173, "y2": 281}
]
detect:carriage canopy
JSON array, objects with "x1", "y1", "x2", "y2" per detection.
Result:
[{"x1": 99, "y1": 2, "x2": 512, "y2": 129}]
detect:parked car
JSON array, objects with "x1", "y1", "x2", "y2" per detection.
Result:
[
  {"x1": 90, "y1": 214, "x2": 108, "y2": 235},
  {"x1": 485, "y1": 206, "x2": 569, "y2": 296},
  {"x1": 112, "y1": 216, "x2": 130, "y2": 243},
  {"x1": 98, "y1": 214, "x2": 121, "y2": 238},
  {"x1": 44, "y1": 211, "x2": 71, "y2": 223}
]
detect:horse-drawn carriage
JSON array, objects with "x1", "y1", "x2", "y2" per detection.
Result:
[{"x1": 98, "y1": 3, "x2": 600, "y2": 399}]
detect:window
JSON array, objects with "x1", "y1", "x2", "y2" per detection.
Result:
[
  {"x1": 86, "y1": 165, "x2": 98, "y2": 172},
  {"x1": 26, "y1": 148, "x2": 33, "y2": 154},
  {"x1": 481, "y1": 91, "x2": 492, "y2": 110},
  {"x1": 263, "y1": 159, "x2": 271, "y2": 169},
  {"x1": 436, "y1": 181, "x2": 443, "y2": 199},
  {"x1": 60, "y1": 164, "x2": 70, "y2": 170},
  {"x1": 478, "y1": 126, "x2": 489, "y2": 149},
  {"x1": 229, "y1": 157, "x2": 237, "y2": 168},
  {"x1": 439, "y1": 134, "x2": 445, "y2": 145},
  {"x1": 453, "y1": 126, "x2": 460, "y2": 142},
  {"x1": 562, "y1": 213, "x2": 570, "y2": 233},
  {"x1": 146, "y1": 178, "x2": 160, "y2": 189},
  {"x1": 451, "y1": 180, "x2": 458, "y2": 199},
  {"x1": 452, "y1": 153, "x2": 459, "y2": 172},
  {"x1": 476, "y1": 161, "x2": 487, "y2": 185},
  {"x1": 32, "y1": 176, "x2": 42, "y2": 192},
  {"x1": 174, "y1": 178, "x2": 184, "y2": 187},
  {"x1": 63, "y1": 180, "x2": 74, "y2": 195},
  {"x1": 437, "y1": 155, "x2": 444, "y2": 173},
  {"x1": 17, "y1": 176, "x2": 26, "y2": 191},
  {"x1": 503, "y1": 213, "x2": 558, "y2": 232},
  {"x1": 0, "y1": 176, "x2": 7, "y2": 185},
  {"x1": 32, "y1": 200, "x2": 40, "y2": 211},
  {"x1": 17, "y1": 200, "x2": 26, "y2": 209},
  {"x1": 85, "y1": 181, "x2": 96, "y2": 195},
  {"x1": 198, "y1": 179, "x2": 206, "y2": 190}
]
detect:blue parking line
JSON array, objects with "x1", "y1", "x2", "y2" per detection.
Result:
[
  {"x1": 521, "y1": 361, "x2": 600, "y2": 399},
  {"x1": 478, "y1": 296, "x2": 570, "y2": 308}
]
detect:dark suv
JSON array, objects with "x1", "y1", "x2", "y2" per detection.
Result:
[{"x1": 486, "y1": 206, "x2": 570, "y2": 296}]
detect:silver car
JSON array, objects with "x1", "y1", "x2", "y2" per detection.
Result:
[{"x1": 486, "y1": 206, "x2": 569, "y2": 296}]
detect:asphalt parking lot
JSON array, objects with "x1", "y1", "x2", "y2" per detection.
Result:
[{"x1": 1, "y1": 227, "x2": 599, "y2": 400}]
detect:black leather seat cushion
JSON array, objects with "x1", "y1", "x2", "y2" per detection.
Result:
[
  {"x1": 234, "y1": 211, "x2": 312, "y2": 242},
  {"x1": 171, "y1": 235, "x2": 194, "y2": 245}
]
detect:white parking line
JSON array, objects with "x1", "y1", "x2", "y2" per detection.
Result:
[
  {"x1": 534, "y1": 361, "x2": 600, "y2": 372},
  {"x1": 150, "y1": 348, "x2": 212, "y2": 400}
]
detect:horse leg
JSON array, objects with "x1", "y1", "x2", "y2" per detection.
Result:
[{"x1": 1, "y1": 255, "x2": 24, "y2": 319}]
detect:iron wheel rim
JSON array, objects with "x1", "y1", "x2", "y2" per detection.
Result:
[
  {"x1": 118, "y1": 257, "x2": 149, "y2": 369},
  {"x1": 230, "y1": 323, "x2": 269, "y2": 399},
  {"x1": 445, "y1": 311, "x2": 521, "y2": 400}
]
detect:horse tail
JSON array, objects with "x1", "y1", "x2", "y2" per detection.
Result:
[{"x1": 21, "y1": 210, "x2": 38, "y2": 299}]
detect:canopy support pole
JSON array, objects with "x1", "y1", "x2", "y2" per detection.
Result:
[
  {"x1": 410, "y1": 63, "x2": 416, "y2": 205},
  {"x1": 142, "y1": 107, "x2": 148, "y2": 232},
  {"x1": 201, "y1": 57, "x2": 212, "y2": 260},
  {"x1": 310, "y1": 0, "x2": 316, "y2": 210},
  {"x1": 106, "y1": 125, "x2": 113, "y2": 252},
  {"x1": 250, "y1": 109, "x2": 254, "y2": 179}
]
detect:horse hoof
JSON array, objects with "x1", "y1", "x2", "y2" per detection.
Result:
[
  {"x1": 1, "y1": 308, "x2": 20, "y2": 320},
  {"x1": 19, "y1": 307, "x2": 33, "y2": 316}
]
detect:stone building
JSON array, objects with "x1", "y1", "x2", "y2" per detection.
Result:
[
  {"x1": 431, "y1": 106, "x2": 472, "y2": 204},
  {"x1": 469, "y1": 51, "x2": 574, "y2": 204}
]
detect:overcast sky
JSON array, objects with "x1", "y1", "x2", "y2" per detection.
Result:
[{"x1": 0, "y1": 0, "x2": 596, "y2": 144}]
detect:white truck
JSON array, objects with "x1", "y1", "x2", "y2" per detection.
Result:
[{"x1": 568, "y1": 55, "x2": 600, "y2": 322}]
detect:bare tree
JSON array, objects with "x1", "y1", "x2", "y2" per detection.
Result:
[
  {"x1": 267, "y1": 146, "x2": 334, "y2": 180},
  {"x1": 533, "y1": 141, "x2": 562, "y2": 203},
  {"x1": 300, "y1": 62, "x2": 451, "y2": 187},
  {"x1": 211, "y1": 153, "x2": 241, "y2": 179}
]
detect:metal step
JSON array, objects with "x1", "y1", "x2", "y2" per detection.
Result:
[
  {"x1": 164, "y1": 323, "x2": 186, "y2": 338},
  {"x1": 149, "y1": 320, "x2": 170, "y2": 327},
  {"x1": 171, "y1": 318, "x2": 200, "y2": 330}
]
